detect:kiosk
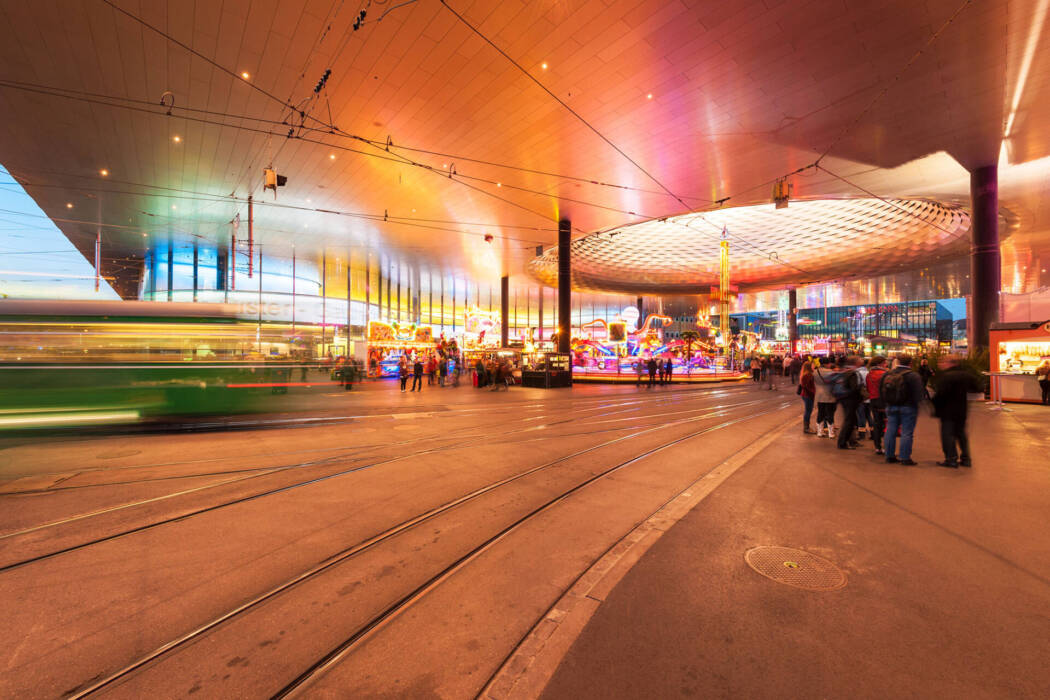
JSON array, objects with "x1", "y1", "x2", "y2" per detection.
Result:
[
  {"x1": 989, "y1": 320, "x2": 1050, "y2": 403},
  {"x1": 522, "y1": 352, "x2": 572, "y2": 388}
]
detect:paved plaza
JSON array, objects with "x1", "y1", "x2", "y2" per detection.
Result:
[{"x1": 1, "y1": 383, "x2": 1046, "y2": 698}]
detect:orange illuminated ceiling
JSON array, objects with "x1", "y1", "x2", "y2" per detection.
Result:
[{"x1": 1, "y1": 0, "x2": 1050, "y2": 294}]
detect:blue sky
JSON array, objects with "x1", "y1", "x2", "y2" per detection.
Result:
[{"x1": 0, "y1": 164, "x2": 119, "y2": 300}]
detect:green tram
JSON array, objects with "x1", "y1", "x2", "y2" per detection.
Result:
[{"x1": 0, "y1": 300, "x2": 310, "y2": 428}]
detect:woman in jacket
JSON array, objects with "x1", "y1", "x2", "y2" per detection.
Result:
[{"x1": 812, "y1": 359, "x2": 839, "y2": 438}]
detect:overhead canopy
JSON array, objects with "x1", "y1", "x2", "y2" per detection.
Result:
[{"x1": 0, "y1": 0, "x2": 1048, "y2": 295}]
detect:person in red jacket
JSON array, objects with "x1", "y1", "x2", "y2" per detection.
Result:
[{"x1": 866, "y1": 356, "x2": 889, "y2": 455}]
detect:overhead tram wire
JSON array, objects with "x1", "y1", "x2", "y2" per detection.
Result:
[
  {"x1": 2, "y1": 170, "x2": 558, "y2": 242},
  {"x1": 437, "y1": 0, "x2": 695, "y2": 213},
  {"x1": 0, "y1": 80, "x2": 663, "y2": 231}
]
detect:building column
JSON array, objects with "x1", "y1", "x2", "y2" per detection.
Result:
[
  {"x1": 500, "y1": 275, "x2": 509, "y2": 347},
  {"x1": 558, "y1": 219, "x2": 571, "y2": 354},
  {"x1": 637, "y1": 296, "x2": 644, "y2": 322},
  {"x1": 788, "y1": 288, "x2": 798, "y2": 354},
  {"x1": 970, "y1": 164, "x2": 999, "y2": 353}
]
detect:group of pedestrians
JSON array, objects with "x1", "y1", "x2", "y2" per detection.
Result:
[
  {"x1": 798, "y1": 353, "x2": 979, "y2": 468},
  {"x1": 635, "y1": 357, "x2": 674, "y2": 387},
  {"x1": 744, "y1": 354, "x2": 802, "y2": 390},
  {"x1": 397, "y1": 352, "x2": 460, "y2": 392},
  {"x1": 475, "y1": 356, "x2": 515, "y2": 391}
]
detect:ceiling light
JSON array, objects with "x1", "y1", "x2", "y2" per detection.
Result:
[
  {"x1": 65, "y1": 202, "x2": 73, "y2": 208},
  {"x1": 646, "y1": 93, "x2": 653, "y2": 100},
  {"x1": 541, "y1": 62, "x2": 548, "y2": 70},
  {"x1": 171, "y1": 205, "x2": 177, "y2": 210},
  {"x1": 497, "y1": 182, "x2": 502, "y2": 187},
  {"x1": 173, "y1": 135, "x2": 181, "y2": 143},
  {"x1": 442, "y1": 163, "x2": 448, "y2": 169},
  {"x1": 99, "y1": 169, "x2": 109, "y2": 176},
  {"x1": 329, "y1": 154, "x2": 336, "y2": 160},
  {"x1": 241, "y1": 71, "x2": 250, "y2": 80}
]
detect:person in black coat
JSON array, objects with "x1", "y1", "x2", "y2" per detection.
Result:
[
  {"x1": 931, "y1": 356, "x2": 978, "y2": 467},
  {"x1": 663, "y1": 358, "x2": 673, "y2": 384},
  {"x1": 647, "y1": 357, "x2": 658, "y2": 387},
  {"x1": 411, "y1": 358, "x2": 424, "y2": 392}
]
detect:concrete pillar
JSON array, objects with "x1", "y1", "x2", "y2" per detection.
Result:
[
  {"x1": 557, "y1": 219, "x2": 571, "y2": 354},
  {"x1": 500, "y1": 275, "x2": 509, "y2": 347},
  {"x1": 970, "y1": 165, "x2": 999, "y2": 353},
  {"x1": 788, "y1": 288, "x2": 798, "y2": 354}
]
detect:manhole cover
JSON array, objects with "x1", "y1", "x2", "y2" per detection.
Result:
[
  {"x1": 97, "y1": 449, "x2": 142, "y2": 459},
  {"x1": 744, "y1": 546, "x2": 847, "y2": 591}
]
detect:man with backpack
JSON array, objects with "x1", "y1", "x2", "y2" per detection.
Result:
[
  {"x1": 865, "y1": 356, "x2": 889, "y2": 455},
  {"x1": 833, "y1": 356, "x2": 866, "y2": 449},
  {"x1": 879, "y1": 355, "x2": 924, "y2": 465}
]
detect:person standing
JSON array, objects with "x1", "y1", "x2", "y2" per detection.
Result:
[
  {"x1": 931, "y1": 356, "x2": 978, "y2": 467},
  {"x1": 799, "y1": 361, "x2": 816, "y2": 434},
  {"x1": 664, "y1": 358, "x2": 673, "y2": 385},
  {"x1": 398, "y1": 355, "x2": 409, "y2": 393},
  {"x1": 1036, "y1": 359, "x2": 1050, "y2": 405},
  {"x1": 835, "y1": 356, "x2": 865, "y2": 450},
  {"x1": 789, "y1": 354, "x2": 803, "y2": 384},
  {"x1": 813, "y1": 361, "x2": 838, "y2": 438},
  {"x1": 452, "y1": 352, "x2": 462, "y2": 387},
  {"x1": 866, "y1": 356, "x2": 889, "y2": 455},
  {"x1": 411, "y1": 356, "x2": 424, "y2": 392},
  {"x1": 855, "y1": 358, "x2": 871, "y2": 440},
  {"x1": 751, "y1": 355, "x2": 761, "y2": 383},
  {"x1": 879, "y1": 355, "x2": 924, "y2": 465},
  {"x1": 635, "y1": 359, "x2": 645, "y2": 387},
  {"x1": 647, "y1": 357, "x2": 658, "y2": 387},
  {"x1": 438, "y1": 355, "x2": 448, "y2": 387},
  {"x1": 426, "y1": 355, "x2": 436, "y2": 386},
  {"x1": 766, "y1": 355, "x2": 777, "y2": 391},
  {"x1": 918, "y1": 357, "x2": 935, "y2": 399}
]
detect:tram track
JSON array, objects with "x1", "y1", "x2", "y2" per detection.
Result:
[
  {"x1": 64, "y1": 398, "x2": 792, "y2": 698},
  {"x1": 0, "y1": 392, "x2": 768, "y2": 571}
]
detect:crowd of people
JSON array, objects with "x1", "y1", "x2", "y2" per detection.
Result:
[
  {"x1": 785, "y1": 352, "x2": 979, "y2": 468},
  {"x1": 393, "y1": 352, "x2": 518, "y2": 392}
]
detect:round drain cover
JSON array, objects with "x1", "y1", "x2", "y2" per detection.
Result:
[
  {"x1": 97, "y1": 449, "x2": 142, "y2": 459},
  {"x1": 744, "y1": 546, "x2": 847, "y2": 591}
]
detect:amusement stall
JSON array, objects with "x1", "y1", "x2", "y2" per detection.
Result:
[
  {"x1": 365, "y1": 320, "x2": 446, "y2": 377},
  {"x1": 570, "y1": 308, "x2": 747, "y2": 383}
]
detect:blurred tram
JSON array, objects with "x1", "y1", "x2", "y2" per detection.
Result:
[{"x1": 0, "y1": 300, "x2": 318, "y2": 428}]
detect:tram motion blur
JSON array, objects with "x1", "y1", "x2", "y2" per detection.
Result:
[{"x1": 0, "y1": 300, "x2": 348, "y2": 428}]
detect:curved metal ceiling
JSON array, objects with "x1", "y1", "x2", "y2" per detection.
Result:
[{"x1": 528, "y1": 198, "x2": 973, "y2": 293}]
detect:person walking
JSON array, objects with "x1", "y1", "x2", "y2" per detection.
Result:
[
  {"x1": 411, "y1": 357, "x2": 424, "y2": 392},
  {"x1": 789, "y1": 354, "x2": 802, "y2": 384},
  {"x1": 751, "y1": 355, "x2": 761, "y2": 383},
  {"x1": 1036, "y1": 359, "x2": 1050, "y2": 405},
  {"x1": 475, "y1": 357, "x2": 486, "y2": 388},
  {"x1": 835, "y1": 356, "x2": 865, "y2": 450},
  {"x1": 635, "y1": 359, "x2": 645, "y2": 387},
  {"x1": 426, "y1": 355, "x2": 436, "y2": 386},
  {"x1": 452, "y1": 352, "x2": 461, "y2": 387},
  {"x1": 766, "y1": 356, "x2": 777, "y2": 391},
  {"x1": 398, "y1": 355, "x2": 409, "y2": 393},
  {"x1": 813, "y1": 361, "x2": 838, "y2": 438},
  {"x1": 855, "y1": 358, "x2": 871, "y2": 440},
  {"x1": 799, "y1": 361, "x2": 816, "y2": 434},
  {"x1": 931, "y1": 356, "x2": 978, "y2": 467},
  {"x1": 880, "y1": 355, "x2": 924, "y2": 465},
  {"x1": 438, "y1": 355, "x2": 448, "y2": 387},
  {"x1": 866, "y1": 356, "x2": 889, "y2": 455},
  {"x1": 647, "y1": 357, "x2": 658, "y2": 387},
  {"x1": 663, "y1": 358, "x2": 673, "y2": 385},
  {"x1": 918, "y1": 357, "x2": 935, "y2": 399}
]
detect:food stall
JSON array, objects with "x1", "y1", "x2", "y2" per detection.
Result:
[{"x1": 989, "y1": 320, "x2": 1050, "y2": 403}]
